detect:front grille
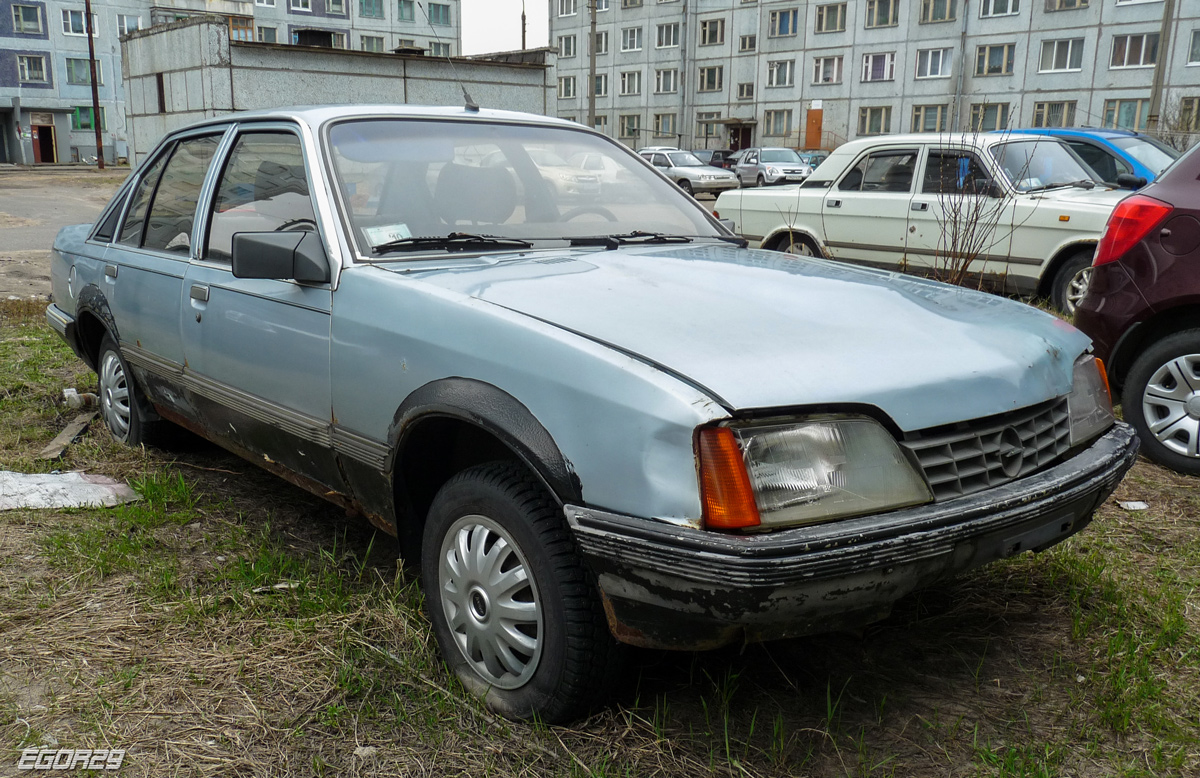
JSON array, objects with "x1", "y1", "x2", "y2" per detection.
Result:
[{"x1": 899, "y1": 398, "x2": 1071, "y2": 501}]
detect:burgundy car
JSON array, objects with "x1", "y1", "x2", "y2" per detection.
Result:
[{"x1": 1075, "y1": 143, "x2": 1200, "y2": 474}]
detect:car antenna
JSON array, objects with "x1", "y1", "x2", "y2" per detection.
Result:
[{"x1": 419, "y1": 2, "x2": 479, "y2": 112}]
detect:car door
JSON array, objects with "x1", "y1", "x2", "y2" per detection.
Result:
[
  {"x1": 907, "y1": 147, "x2": 1015, "y2": 284},
  {"x1": 180, "y1": 125, "x2": 340, "y2": 488},
  {"x1": 820, "y1": 146, "x2": 919, "y2": 269},
  {"x1": 107, "y1": 131, "x2": 224, "y2": 396},
  {"x1": 736, "y1": 149, "x2": 759, "y2": 186}
]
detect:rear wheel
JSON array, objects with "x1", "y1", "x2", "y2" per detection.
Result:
[
  {"x1": 97, "y1": 333, "x2": 160, "y2": 446},
  {"x1": 1122, "y1": 329, "x2": 1200, "y2": 475},
  {"x1": 1050, "y1": 250, "x2": 1094, "y2": 314},
  {"x1": 768, "y1": 232, "x2": 820, "y2": 257},
  {"x1": 421, "y1": 462, "x2": 621, "y2": 723}
]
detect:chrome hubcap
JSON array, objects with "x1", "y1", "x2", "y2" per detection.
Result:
[
  {"x1": 439, "y1": 515, "x2": 542, "y2": 690},
  {"x1": 783, "y1": 239, "x2": 815, "y2": 257},
  {"x1": 98, "y1": 351, "x2": 132, "y2": 442},
  {"x1": 1142, "y1": 353, "x2": 1200, "y2": 458},
  {"x1": 1065, "y1": 266, "x2": 1092, "y2": 314}
]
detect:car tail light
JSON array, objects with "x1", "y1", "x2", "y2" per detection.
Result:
[
  {"x1": 712, "y1": 210, "x2": 720, "y2": 219},
  {"x1": 697, "y1": 427, "x2": 761, "y2": 530},
  {"x1": 1093, "y1": 194, "x2": 1172, "y2": 267}
]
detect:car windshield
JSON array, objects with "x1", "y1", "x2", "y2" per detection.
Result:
[
  {"x1": 988, "y1": 140, "x2": 1097, "y2": 192},
  {"x1": 327, "y1": 119, "x2": 722, "y2": 256},
  {"x1": 667, "y1": 152, "x2": 705, "y2": 167},
  {"x1": 1113, "y1": 136, "x2": 1180, "y2": 176},
  {"x1": 760, "y1": 149, "x2": 803, "y2": 164}
]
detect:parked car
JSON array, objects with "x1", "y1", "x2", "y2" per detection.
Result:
[
  {"x1": 1006, "y1": 128, "x2": 1180, "y2": 189},
  {"x1": 715, "y1": 132, "x2": 1128, "y2": 312},
  {"x1": 690, "y1": 149, "x2": 735, "y2": 169},
  {"x1": 48, "y1": 105, "x2": 1136, "y2": 724},
  {"x1": 733, "y1": 147, "x2": 814, "y2": 187},
  {"x1": 635, "y1": 145, "x2": 680, "y2": 154},
  {"x1": 638, "y1": 149, "x2": 739, "y2": 196},
  {"x1": 1074, "y1": 142, "x2": 1200, "y2": 474},
  {"x1": 484, "y1": 147, "x2": 600, "y2": 199},
  {"x1": 796, "y1": 151, "x2": 829, "y2": 169}
]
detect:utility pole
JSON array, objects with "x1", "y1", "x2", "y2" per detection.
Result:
[
  {"x1": 1146, "y1": 0, "x2": 1177, "y2": 134},
  {"x1": 521, "y1": 0, "x2": 527, "y2": 50},
  {"x1": 83, "y1": 0, "x2": 104, "y2": 168},
  {"x1": 587, "y1": 0, "x2": 596, "y2": 129}
]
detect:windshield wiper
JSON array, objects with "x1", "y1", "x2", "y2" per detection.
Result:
[
  {"x1": 1023, "y1": 179, "x2": 1097, "y2": 194},
  {"x1": 371, "y1": 232, "x2": 533, "y2": 255},
  {"x1": 568, "y1": 231, "x2": 694, "y2": 250}
]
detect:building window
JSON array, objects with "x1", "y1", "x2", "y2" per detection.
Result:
[
  {"x1": 861, "y1": 52, "x2": 895, "y2": 81},
  {"x1": 61, "y1": 10, "x2": 98, "y2": 36},
  {"x1": 399, "y1": 0, "x2": 414, "y2": 19},
  {"x1": 619, "y1": 114, "x2": 639, "y2": 138},
  {"x1": 698, "y1": 66, "x2": 723, "y2": 91},
  {"x1": 12, "y1": 5, "x2": 42, "y2": 34},
  {"x1": 697, "y1": 111, "x2": 721, "y2": 141},
  {"x1": 656, "y1": 23, "x2": 679, "y2": 48},
  {"x1": 739, "y1": 34, "x2": 756, "y2": 51},
  {"x1": 815, "y1": 3, "x2": 846, "y2": 32},
  {"x1": 1032, "y1": 101, "x2": 1076, "y2": 127},
  {"x1": 66, "y1": 58, "x2": 101, "y2": 85},
  {"x1": 653, "y1": 113, "x2": 676, "y2": 138},
  {"x1": 1103, "y1": 99, "x2": 1149, "y2": 131},
  {"x1": 813, "y1": 56, "x2": 843, "y2": 83},
  {"x1": 622, "y1": 0, "x2": 642, "y2": 7},
  {"x1": 768, "y1": 8, "x2": 799, "y2": 36},
  {"x1": 329, "y1": 0, "x2": 345, "y2": 14},
  {"x1": 558, "y1": 34, "x2": 576, "y2": 57},
  {"x1": 593, "y1": 114, "x2": 609, "y2": 133},
  {"x1": 620, "y1": 70, "x2": 641, "y2": 95},
  {"x1": 737, "y1": 82, "x2": 754, "y2": 99},
  {"x1": 71, "y1": 106, "x2": 104, "y2": 130},
  {"x1": 361, "y1": 35, "x2": 384, "y2": 51},
  {"x1": 1046, "y1": 0, "x2": 1086, "y2": 9},
  {"x1": 116, "y1": 14, "x2": 141, "y2": 34},
  {"x1": 229, "y1": 16, "x2": 253, "y2": 40},
  {"x1": 1039, "y1": 39, "x2": 1084, "y2": 72},
  {"x1": 975, "y1": 43, "x2": 1015, "y2": 75},
  {"x1": 764, "y1": 109, "x2": 792, "y2": 136},
  {"x1": 359, "y1": 0, "x2": 383, "y2": 18},
  {"x1": 655, "y1": 68, "x2": 678, "y2": 93},
  {"x1": 558, "y1": 76, "x2": 576, "y2": 99},
  {"x1": 291, "y1": 0, "x2": 311, "y2": 11},
  {"x1": 969, "y1": 102, "x2": 1009, "y2": 130},
  {"x1": 558, "y1": 0, "x2": 576, "y2": 16},
  {"x1": 257, "y1": 26, "x2": 277, "y2": 42},
  {"x1": 916, "y1": 48, "x2": 951, "y2": 78},
  {"x1": 621, "y1": 27, "x2": 642, "y2": 52},
  {"x1": 332, "y1": 31, "x2": 347, "y2": 47},
  {"x1": 397, "y1": 37, "x2": 415, "y2": 46},
  {"x1": 858, "y1": 106, "x2": 891, "y2": 135},
  {"x1": 920, "y1": 0, "x2": 956, "y2": 22},
  {"x1": 593, "y1": 31, "x2": 609, "y2": 54},
  {"x1": 593, "y1": 73, "x2": 608, "y2": 97},
  {"x1": 17, "y1": 55, "x2": 47, "y2": 82},
  {"x1": 595, "y1": 0, "x2": 608, "y2": 9},
  {"x1": 428, "y1": 2, "x2": 450, "y2": 25},
  {"x1": 980, "y1": 0, "x2": 1018, "y2": 15},
  {"x1": 429, "y1": 41, "x2": 450, "y2": 56},
  {"x1": 1111, "y1": 34, "x2": 1158, "y2": 69},
  {"x1": 255, "y1": 0, "x2": 275, "y2": 5},
  {"x1": 1180, "y1": 97, "x2": 1199, "y2": 131},
  {"x1": 912, "y1": 104, "x2": 947, "y2": 132},
  {"x1": 865, "y1": 0, "x2": 898, "y2": 28},
  {"x1": 767, "y1": 60, "x2": 795, "y2": 87},
  {"x1": 1191, "y1": 30, "x2": 1200, "y2": 64},
  {"x1": 700, "y1": 19, "x2": 725, "y2": 45}
]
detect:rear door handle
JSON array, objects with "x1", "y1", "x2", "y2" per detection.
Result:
[
  {"x1": 189, "y1": 284, "x2": 210, "y2": 302},
  {"x1": 911, "y1": 202, "x2": 930, "y2": 211},
  {"x1": 826, "y1": 199, "x2": 842, "y2": 208}
]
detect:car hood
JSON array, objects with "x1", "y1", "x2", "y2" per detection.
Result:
[
  {"x1": 397, "y1": 244, "x2": 1090, "y2": 432},
  {"x1": 1022, "y1": 185, "x2": 1127, "y2": 208}
]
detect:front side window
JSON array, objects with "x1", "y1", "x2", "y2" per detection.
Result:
[
  {"x1": 768, "y1": 60, "x2": 795, "y2": 87},
  {"x1": 428, "y1": 2, "x2": 450, "y2": 25},
  {"x1": 862, "y1": 52, "x2": 895, "y2": 81},
  {"x1": 17, "y1": 55, "x2": 47, "y2": 83},
  {"x1": 857, "y1": 106, "x2": 893, "y2": 136},
  {"x1": 769, "y1": 8, "x2": 798, "y2": 36},
  {"x1": 916, "y1": 48, "x2": 951, "y2": 78},
  {"x1": 1040, "y1": 39, "x2": 1084, "y2": 72},
  {"x1": 129, "y1": 136, "x2": 220, "y2": 253},
  {"x1": 865, "y1": 0, "x2": 898, "y2": 28},
  {"x1": 969, "y1": 102, "x2": 1009, "y2": 131},
  {"x1": 657, "y1": 24, "x2": 679, "y2": 48},
  {"x1": 698, "y1": 66, "x2": 723, "y2": 91},
  {"x1": 839, "y1": 148, "x2": 917, "y2": 190},
  {"x1": 700, "y1": 19, "x2": 725, "y2": 45},
  {"x1": 12, "y1": 5, "x2": 42, "y2": 33},
  {"x1": 975, "y1": 43, "x2": 1015, "y2": 75},
  {"x1": 920, "y1": 0, "x2": 955, "y2": 22},
  {"x1": 1032, "y1": 101, "x2": 1076, "y2": 127},
  {"x1": 813, "y1": 56, "x2": 843, "y2": 83},
  {"x1": 207, "y1": 132, "x2": 315, "y2": 261},
  {"x1": 815, "y1": 3, "x2": 846, "y2": 32},
  {"x1": 66, "y1": 58, "x2": 101, "y2": 85},
  {"x1": 989, "y1": 139, "x2": 1096, "y2": 192},
  {"x1": 655, "y1": 68, "x2": 678, "y2": 93},
  {"x1": 980, "y1": 0, "x2": 1018, "y2": 15},
  {"x1": 621, "y1": 27, "x2": 642, "y2": 52},
  {"x1": 1111, "y1": 34, "x2": 1158, "y2": 68},
  {"x1": 764, "y1": 110, "x2": 792, "y2": 136},
  {"x1": 912, "y1": 104, "x2": 947, "y2": 132}
]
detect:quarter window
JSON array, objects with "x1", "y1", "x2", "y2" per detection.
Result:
[
  {"x1": 138, "y1": 136, "x2": 221, "y2": 253},
  {"x1": 119, "y1": 151, "x2": 171, "y2": 247}
]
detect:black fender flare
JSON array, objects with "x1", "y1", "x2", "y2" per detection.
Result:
[{"x1": 386, "y1": 377, "x2": 583, "y2": 505}]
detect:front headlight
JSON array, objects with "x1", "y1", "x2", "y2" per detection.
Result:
[
  {"x1": 766, "y1": 166, "x2": 780, "y2": 176},
  {"x1": 698, "y1": 417, "x2": 933, "y2": 530},
  {"x1": 1068, "y1": 354, "x2": 1114, "y2": 446}
]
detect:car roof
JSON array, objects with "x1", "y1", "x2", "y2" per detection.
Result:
[
  {"x1": 164, "y1": 104, "x2": 591, "y2": 135},
  {"x1": 1005, "y1": 127, "x2": 1145, "y2": 140}
]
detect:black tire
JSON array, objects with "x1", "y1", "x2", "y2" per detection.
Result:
[
  {"x1": 420, "y1": 461, "x2": 622, "y2": 723},
  {"x1": 756, "y1": 174, "x2": 766, "y2": 188},
  {"x1": 96, "y1": 333, "x2": 161, "y2": 446},
  {"x1": 1050, "y1": 250, "x2": 1094, "y2": 314},
  {"x1": 1121, "y1": 328, "x2": 1200, "y2": 475},
  {"x1": 768, "y1": 232, "x2": 820, "y2": 257},
  {"x1": 678, "y1": 179, "x2": 694, "y2": 196}
]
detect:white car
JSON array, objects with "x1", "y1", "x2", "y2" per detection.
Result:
[{"x1": 714, "y1": 133, "x2": 1128, "y2": 312}]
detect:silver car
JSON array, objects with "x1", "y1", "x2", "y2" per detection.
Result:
[
  {"x1": 640, "y1": 149, "x2": 740, "y2": 196},
  {"x1": 48, "y1": 104, "x2": 1136, "y2": 725},
  {"x1": 734, "y1": 146, "x2": 814, "y2": 187}
]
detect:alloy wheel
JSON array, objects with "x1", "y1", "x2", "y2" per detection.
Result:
[
  {"x1": 1141, "y1": 353, "x2": 1200, "y2": 458},
  {"x1": 1065, "y1": 266, "x2": 1093, "y2": 314}
]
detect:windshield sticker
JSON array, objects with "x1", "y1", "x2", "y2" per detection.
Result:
[{"x1": 364, "y1": 223, "x2": 413, "y2": 246}]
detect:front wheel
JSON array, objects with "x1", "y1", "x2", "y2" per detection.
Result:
[
  {"x1": 1122, "y1": 329, "x2": 1200, "y2": 475},
  {"x1": 756, "y1": 174, "x2": 766, "y2": 188},
  {"x1": 421, "y1": 462, "x2": 621, "y2": 723},
  {"x1": 1050, "y1": 251, "x2": 1093, "y2": 314},
  {"x1": 678, "y1": 179, "x2": 694, "y2": 196}
]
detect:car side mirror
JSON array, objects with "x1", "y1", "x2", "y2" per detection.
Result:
[
  {"x1": 1116, "y1": 172, "x2": 1148, "y2": 190},
  {"x1": 232, "y1": 231, "x2": 330, "y2": 284}
]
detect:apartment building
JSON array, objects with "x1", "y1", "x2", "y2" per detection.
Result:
[
  {"x1": 0, "y1": 0, "x2": 461, "y2": 163},
  {"x1": 549, "y1": 0, "x2": 1200, "y2": 150}
]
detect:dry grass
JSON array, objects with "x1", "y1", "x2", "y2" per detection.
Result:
[{"x1": 2, "y1": 301, "x2": 1199, "y2": 777}]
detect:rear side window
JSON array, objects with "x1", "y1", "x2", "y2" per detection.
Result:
[
  {"x1": 838, "y1": 149, "x2": 919, "y2": 192},
  {"x1": 205, "y1": 132, "x2": 316, "y2": 262},
  {"x1": 118, "y1": 149, "x2": 171, "y2": 246},
  {"x1": 141, "y1": 136, "x2": 221, "y2": 253}
]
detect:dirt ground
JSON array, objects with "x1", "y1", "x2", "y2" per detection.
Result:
[{"x1": 0, "y1": 167, "x2": 127, "y2": 299}]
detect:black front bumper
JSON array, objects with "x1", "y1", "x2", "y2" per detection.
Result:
[{"x1": 565, "y1": 423, "x2": 1139, "y2": 650}]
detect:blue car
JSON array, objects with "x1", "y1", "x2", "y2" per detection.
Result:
[{"x1": 1005, "y1": 128, "x2": 1180, "y2": 188}]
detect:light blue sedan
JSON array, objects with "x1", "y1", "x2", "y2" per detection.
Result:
[{"x1": 48, "y1": 105, "x2": 1137, "y2": 723}]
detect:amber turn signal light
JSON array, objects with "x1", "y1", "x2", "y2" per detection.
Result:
[
  {"x1": 1095, "y1": 357, "x2": 1112, "y2": 406},
  {"x1": 697, "y1": 427, "x2": 761, "y2": 530}
]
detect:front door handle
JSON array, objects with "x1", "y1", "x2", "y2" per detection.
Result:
[
  {"x1": 189, "y1": 284, "x2": 210, "y2": 302},
  {"x1": 826, "y1": 199, "x2": 842, "y2": 208},
  {"x1": 104, "y1": 264, "x2": 117, "y2": 278},
  {"x1": 911, "y1": 201, "x2": 930, "y2": 211}
]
